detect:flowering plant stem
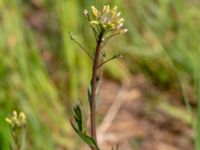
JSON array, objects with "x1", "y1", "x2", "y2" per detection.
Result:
[
  {"x1": 70, "y1": 5, "x2": 127, "y2": 150},
  {"x1": 90, "y1": 32, "x2": 103, "y2": 146}
]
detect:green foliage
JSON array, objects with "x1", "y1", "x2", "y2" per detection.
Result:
[
  {"x1": 0, "y1": 0, "x2": 199, "y2": 149},
  {"x1": 70, "y1": 105, "x2": 100, "y2": 150},
  {"x1": 0, "y1": 0, "x2": 74, "y2": 149},
  {"x1": 122, "y1": 0, "x2": 200, "y2": 87}
]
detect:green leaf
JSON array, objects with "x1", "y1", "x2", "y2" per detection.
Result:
[
  {"x1": 87, "y1": 87, "x2": 91, "y2": 105},
  {"x1": 70, "y1": 120, "x2": 100, "y2": 150},
  {"x1": 73, "y1": 105, "x2": 83, "y2": 131},
  {"x1": 88, "y1": 77, "x2": 101, "y2": 112},
  {"x1": 70, "y1": 105, "x2": 100, "y2": 149}
]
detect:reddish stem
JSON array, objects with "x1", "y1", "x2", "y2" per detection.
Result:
[{"x1": 90, "y1": 32, "x2": 103, "y2": 149}]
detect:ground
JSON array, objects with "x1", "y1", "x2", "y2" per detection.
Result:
[{"x1": 96, "y1": 75, "x2": 194, "y2": 150}]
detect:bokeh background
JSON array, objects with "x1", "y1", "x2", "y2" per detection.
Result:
[{"x1": 0, "y1": 0, "x2": 200, "y2": 150}]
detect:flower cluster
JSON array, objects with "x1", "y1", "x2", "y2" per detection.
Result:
[
  {"x1": 6, "y1": 110, "x2": 26, "y2": 129},
  {"x1": 84, "y1": 5, "x2": 128, "y2": 33}
]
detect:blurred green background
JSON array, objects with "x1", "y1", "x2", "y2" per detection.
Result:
[{"x1": 0, "y1": 0, "x2": 200, "y2": 149}]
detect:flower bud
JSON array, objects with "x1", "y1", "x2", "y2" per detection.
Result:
[{"x1": 83, "y1": 9, "x2": 89, "y2": 17}]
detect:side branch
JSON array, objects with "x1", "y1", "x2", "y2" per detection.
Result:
[
  {"x1": 97, "y1": 53, "x2": 123, "y2": 69},
  {"x1": 69, "y1": 33, "x2": 93, "y2": 59}
]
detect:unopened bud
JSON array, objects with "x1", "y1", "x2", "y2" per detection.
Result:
[
  {"x1": 116, "y1": 12, "x2": 121, "y2": 17},
  {"x1": 120, "y1": 29, "x2": 128, "y2": 33},
  {"x1": 83, "y1": 9, "x2": 89, "y2": 16},
  {"x1": 124, "y1": 29, "x2": 128, "y2": 32},
  {"x1": 117, "y1": 23, "x2": 123, "y2": 29}
]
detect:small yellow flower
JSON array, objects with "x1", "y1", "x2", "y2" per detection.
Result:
[
  {"x1": 91, "y1": 6, "x2": 99, "y2": 19},
  {"x1": 5, "y1": 118, "x2": 12, "y2": 124},
  {"x1": 5, "y1": 110, "x2": 26, "y2": 128},
  {"x1": 89, "y1": 5, "x2": 127, "y2": 33}
]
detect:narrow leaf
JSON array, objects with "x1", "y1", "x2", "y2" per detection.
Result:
[{"x1": 70, "y1": 120, "x2": 100, "y2": 150}]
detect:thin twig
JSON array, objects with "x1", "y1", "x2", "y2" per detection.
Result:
[
  {"x1": 100, "y1": 32, "x2": 120, "y2": 50},
  {"x1": 103, "y1": 28, "x2": 113, "y2": 35},
  {"x1": 69, "y1": 33, "x2": 93, "y2": 59},
  {"x1": 105, "y1": 32, "x2": 120, "y2": 40},
  {"x1": 86, "y1": 15, "x2": 99, "y2": 41},
  {"x1": 97, "y1": 54, "x2": 122, "y2": 69},
  {"x1": 90, "y1": 25, "x2": 99, "y2": 41},
  {"x1": 100, "y1": 39, "x2": 110, "y2": 50}
]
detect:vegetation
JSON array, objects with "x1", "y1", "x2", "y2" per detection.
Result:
[
  {"x1": 70, "y1": 5, "x2": 127, "y2": 150},
  {"x1": 6, "y1": 111, "x2": 26, "y2": 150},
  {"x1": 0, "y1": 0, "x2": 200, "y2": 150}
]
